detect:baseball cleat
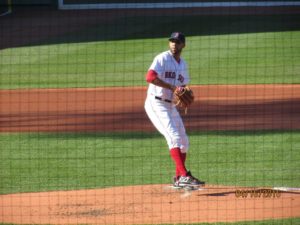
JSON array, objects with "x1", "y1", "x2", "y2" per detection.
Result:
[
  {"x1": 174, "y1": 171, "x2": 205, "y2": 188},
  {"x1": 172, "y1": 176, "x2": 182, "y2": 189},
  {"x1": 186, "y1": 171, "x2": 205, "y2": 186}
]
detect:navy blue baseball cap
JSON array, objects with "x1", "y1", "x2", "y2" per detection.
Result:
[{"x1": 169, "y1": 32, "x2": 185, "y2": 43}]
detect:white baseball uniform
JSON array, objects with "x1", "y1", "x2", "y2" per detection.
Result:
[{"x1": 144, "y1": 50, "x2": 190, "y2": 153}]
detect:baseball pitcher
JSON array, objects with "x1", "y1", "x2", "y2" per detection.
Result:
[{"x1": 144, "y1": 32, "x2": 205, "y2": 188}]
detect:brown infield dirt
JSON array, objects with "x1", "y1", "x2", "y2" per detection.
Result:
[
  {"x1": 0, "y1": 184, "x2": 299, "y2": 225},
  {"x1": 0, "y1": 84, "x2": 300, "y2": 224},
  {"x1": 1, "y1": 85, "x2": 300, "y2": 132}
]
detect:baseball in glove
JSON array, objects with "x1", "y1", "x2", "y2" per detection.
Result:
[{"x1": 173, "y1": 86, "x2": 194, "y2": 113}]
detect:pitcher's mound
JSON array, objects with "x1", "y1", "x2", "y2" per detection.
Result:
[{"x1": 1, "y1": 184, "x2": 299, "y2": 224}]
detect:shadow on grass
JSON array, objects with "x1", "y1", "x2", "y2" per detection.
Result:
[
  {"x1": 42, "y1": 14, "x2": 300, "y2": 45},
  {"x1": 1, "y1": 6, "x2": 300, "y2": 49}
]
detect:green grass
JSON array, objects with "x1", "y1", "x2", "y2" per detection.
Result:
[
  {"x1": 168, "y1": 218, "x2": 300, "y2": 225},
  {"x1": 1, "y1": 13, "x2": 299, "y2": 225},
  {"x1": 0, "y1": 131, "x2": 299, "y2": 195},
  {"x1": 171, "y1": 218, "x2": 300, "y2": 225},
  {"x1": 1, "y1": 13, "x2": 300, "y2": 89},
  {"x1": 1, "y1": 31, "x2": 299, "y2": 89}
]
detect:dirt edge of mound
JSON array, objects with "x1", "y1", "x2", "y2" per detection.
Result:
[{"x1": 1, "y1": 184, "x2": 300, "y2": 224}]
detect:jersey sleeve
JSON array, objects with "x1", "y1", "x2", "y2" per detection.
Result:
[
  {"x1": 149, "y1": 55, "x2": 164, "y2": 77},
  {"x1": 145, "y1": 69, "x2": 158, "y2": 83}
]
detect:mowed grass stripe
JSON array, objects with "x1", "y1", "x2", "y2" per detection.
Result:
[
  {"x1": 0, "y1": 31, "x2": 299, "y2": 89},
  {"x1": 0, "y1": 131, "x2": 299, "y2": 194}
]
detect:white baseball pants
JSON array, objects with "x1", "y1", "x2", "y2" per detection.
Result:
[{"x1": 144, "y1": 96, "x2": 189, "y2": 153}]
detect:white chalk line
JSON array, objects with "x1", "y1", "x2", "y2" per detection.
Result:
[{"x1": 273, "y1": 187, "x2": 300, "y2": 192}]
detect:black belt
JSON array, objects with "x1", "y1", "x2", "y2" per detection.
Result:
[{"x1": 155, "y1": 96, "x2": 172, "y2": 103}]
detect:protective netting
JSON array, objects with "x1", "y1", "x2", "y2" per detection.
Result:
[{"x1": 0, "y1": 1, "x2": 300, "y2": 224}]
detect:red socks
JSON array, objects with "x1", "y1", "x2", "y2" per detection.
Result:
[{"x1": 170, "y1": 147, "x2": 187, "y2": 177}]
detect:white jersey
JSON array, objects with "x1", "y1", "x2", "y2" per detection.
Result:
[
  {"x1": 145, "y1": 50, "x2": 190, "y2": 152},
  {"x1": 147, "y1": 50, "x2": 190, "y2": 100}
]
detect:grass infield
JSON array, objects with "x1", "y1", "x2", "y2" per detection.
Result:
[
  {"x1": 164, "y1": 218, "x2": 300, "y2": 225},
  {"x1": 0, "y1": 131, "x2": 299, "y2": 195},
  {"x1": 0, "y1": 31, "x2": 299, "y2": 89}
]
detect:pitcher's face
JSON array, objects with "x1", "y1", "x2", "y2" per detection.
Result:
[{"x1": 169, "y1": 40, "x2": 185, "y2": 55}]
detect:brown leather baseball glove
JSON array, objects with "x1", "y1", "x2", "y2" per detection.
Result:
[{"x1": 173, "y1": 86, "x2": 194, "y2": 113}]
